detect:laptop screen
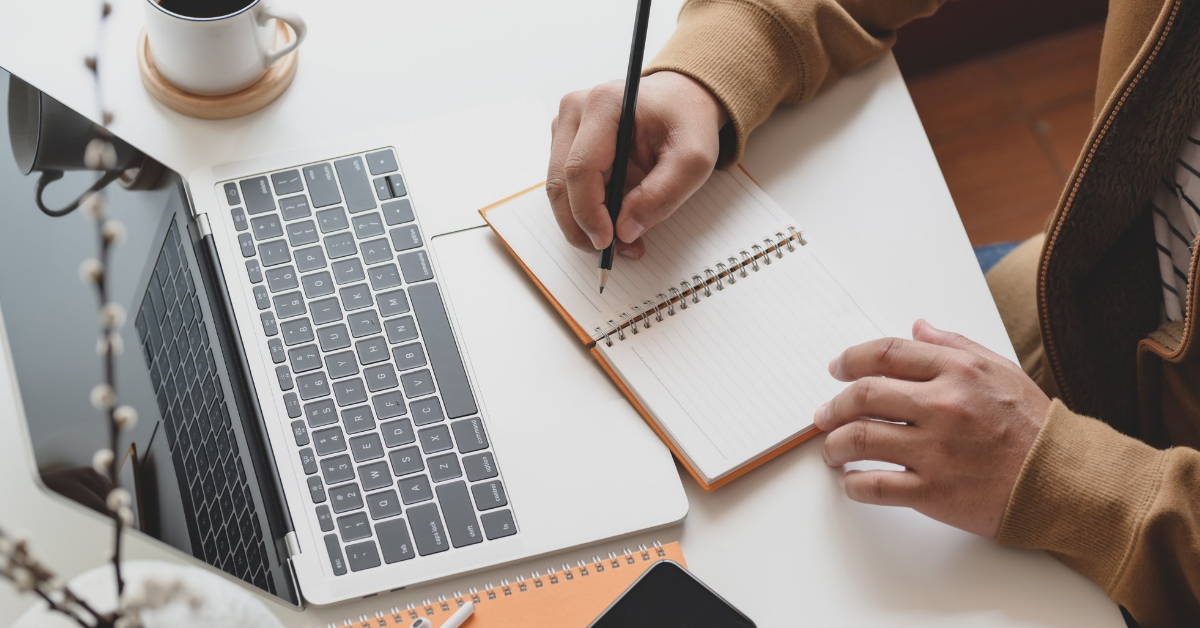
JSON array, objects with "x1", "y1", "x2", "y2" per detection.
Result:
[{"x1": 0, "y1": 67, "x2": 299, "y2": 606}]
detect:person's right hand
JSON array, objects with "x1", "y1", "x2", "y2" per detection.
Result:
[{"x1": 548, "y1": 71, "x2": 727, "y2": 259}]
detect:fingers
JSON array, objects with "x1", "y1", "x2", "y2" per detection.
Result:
[
  {"x1": 547, "y1": 93, "x2": 594, "y2": 251},
  {"x1": 823, "y1": 418, "x2": 922, "y2": 468},
  {"x1": 840, "y1": 469, "x2": 927, "y2": 508},
  {"x1": 565, "y1": 84, "x2": 625, "y2": 250},
  {"x1": 816, "y1": 376, "x2": 927, "y2": 431},
  {"x1": 911, "y1": 319, "x2": 1023, "y2": 374},
  {"x1": 829, "y1": 337, "x2": 951, "y2": 383},
  {"x1": 616, "y1": 141, "x2": 715, "y2": 243}
]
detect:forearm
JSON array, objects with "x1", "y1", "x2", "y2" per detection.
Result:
[
  {"x1": 645, "y1": 0, "x2": 949, "y2": 164},
  {"x1": 998, "y1": 401, "x2": 1200, "y2": 625}
]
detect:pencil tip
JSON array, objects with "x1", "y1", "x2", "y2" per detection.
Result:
[
  {"x1": 598, "y1": 268, "x2": 610, "y2": 294},
  {"x1": 599, "y1": 287, "x2": 604, "y2": 294}
]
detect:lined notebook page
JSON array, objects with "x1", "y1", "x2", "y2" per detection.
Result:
[
  {"x1": 485, "y1": 169, "x2": 790, "y2": 339},
  {"x1": 598, "y1": 241, "x2": 885, "y2": 482}
]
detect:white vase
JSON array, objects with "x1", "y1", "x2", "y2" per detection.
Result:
[{"x1": 12, "y1": 560, "x2": 284, "y2": 628}]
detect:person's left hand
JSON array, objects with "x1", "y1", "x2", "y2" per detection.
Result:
[{"x1": 816, "y1": 319, "x2": 1051, "y2": 538}]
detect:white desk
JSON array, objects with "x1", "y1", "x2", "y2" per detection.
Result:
[{"x1": 0, "y1": 1, "x2": 1121, "y2": 625}]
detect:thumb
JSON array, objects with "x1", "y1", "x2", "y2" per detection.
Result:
[
  {"x1": 616, "y1": 147, "x2": 714, "y2": 243},
  {"x1": 912, "y1": 319, "x2": 1020, "y2": 372}
]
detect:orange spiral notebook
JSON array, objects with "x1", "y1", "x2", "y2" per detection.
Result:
[
  {"x1": 480, "y1": 168, "x2": 887, "y2": 490},
  {"x1": 333, "y1": 541, "x2": 685, "y2": 628}
]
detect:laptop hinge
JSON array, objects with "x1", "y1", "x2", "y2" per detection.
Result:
[
  {"x1": 195, "y1": 212, "x2": 212, "y2": 238},
  {"x1": 285, "y1": 531, "x2": 301, "y2": 557}
]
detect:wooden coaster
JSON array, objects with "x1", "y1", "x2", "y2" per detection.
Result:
[{"x1": 137, "y1": 21, "x2": 298, "y2": 120}]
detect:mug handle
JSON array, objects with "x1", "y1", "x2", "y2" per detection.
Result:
[
  {"x1": 34, "y1": 169, "x2": 123, "y2": 218},
  {"x1": 258, "y1": 3, "x2": 308, "y2": 68}
]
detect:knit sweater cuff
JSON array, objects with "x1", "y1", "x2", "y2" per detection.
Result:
[
  {"x1": 996, "y1": 399, "x2": 1168, "y2": 591},
  {"x1": 644, "y1": 0, "x2": 805, "y2": 166}
]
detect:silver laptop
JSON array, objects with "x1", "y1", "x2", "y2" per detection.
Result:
[{"x1": 1, "y1": 66, "x2": 687, "y2": 606}]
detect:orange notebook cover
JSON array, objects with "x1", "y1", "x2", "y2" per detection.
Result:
[{"x1": 338, "y1": 541, "x2": 685, "y2": 628}]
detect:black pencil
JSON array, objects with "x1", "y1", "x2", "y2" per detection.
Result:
[{"x1": 599, "y1": 0, "x2": 652, "y2": 294}]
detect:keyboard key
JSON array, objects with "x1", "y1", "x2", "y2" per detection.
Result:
[
  {"x1": 251, "y1": 214, "x2": 283, "y2": 241},
  {"x1": 305, "y1": 399, "x2": 339, "y2": 427},
  {"x1": 350, "y1": 433, "x2": 384, "y2": 462},
  {"x1": 410, "y1": 283, "x2": 476, "y2": 417},
  {"x1": 334, "y1": 377, "x2": 368, "y2": 407},
  {"x1": 382, "y1": 199, "x2": 414, "y2": 225},
  {"x1": 286, "y1": 220, "x2": 319, "y2": 246},
  {"x1": 375, "y1": 518, "x2": 415, "y2": 563},
  {"x1": 299, "y1": 447, "x2": 318, "y2": 474},
  {"x1": 316, "y1": 505, "x2": 335, "y2": 532},
  {"x1": 332, "y1": 258, "x2": 366, "y2": 285},
  {"x1": 297, "y1": 371, "x2": 331, "y2": 400},
  {"x1": 316, "y1": 206, "x2": 349, "y2": 233},
  {"x1": 410, "y1": 397, "x2": 444, "y2": 425},
  {"x1": 347, "y1": 310, "x2": 381, "y2": 337},
  {"x1": 392, "y1": 343, "x2": 427, "y2": 372},
  {"x1": 389, "y1": 225, "x2": 423, "y2": 252},
  {"x1": 317, "y1": 324, "x2": 351, "y2": 351},
  {"x1": 389, "y1": 446, "x2": 423, "y2": 477},
  {"x1": 334, "y1": 156, "x2": 377, "y2": 213},
  {"x1": 418, "y1": 424, "x2": 452, "y2": 454},
  {"x1": 428, "y1": 453, "x2": 462, "y2": 483},
  {"x1": 406, "y1": 503, "x2": 448, "y2": 555},
  {"x1": 290, "y1": 420, "x2": 310, "y2": 446},
  {"x1": 345, "y1": 541, "x2": 381, "y2": 572},
  {"x1": 372, "y1": 391, "x2": 407, "y2": 419},
  {"x1": 364, "y1": 363, "x2": 398, "y2": 392},
  {"x1": 398, "y1": 474, "x2": 433, "y2": 505},
  {"x1": 313, "y1": 426, "x2": 347, "y2": 455},
  {"x1": 366, "y1": 489, "x2": 403, "y2": 520},
  {"x1": 397, "y1": 251, "x2": 434, "y2": 283},
  {"x1": 265, "y1": 265, "x2": 299, "y2": 292},
  {"x1": 481, "y1": 510, "x2": 516, "y2": 540},
  {"x1": 401, "y1": 369, "x2": 436, "y2": 398},
  {"x1": 452, "y1": 417, "x2": 489, "y2": 453},
  {"x1": 272, "y1": 291, "x2": 306, "y2": 319},
  {"x1": 271, "y1": 169, "x2": 304, "y2": 195},
  {"x1": 387, "y1": 174, "x2": 407, "y2": 197},
  {"x1": 368, "y1": 263, "x2": 402, "y2": 290},
  {"x1": 324, "y1": 350, "x2": 359, "y2": 380},
  {"x1": 260, "y1": 312, "x2": 278, "y2": 336},
  {"x1": 383, "y1": 315, "x2": 418, "y2": 343},
  {"x1": 223, "y1": 182, "x2": 242, "y2": 206},
  {"x1": 310, "y1": 297, "x2": 343, "y2": 325},
  {"x1": 358, "y1": 460, "x2": 391, "y2": 491},
  {"x1": 373, "y1": 176, "x2": 392, "y2": 200},
  {"x1": 337, "y1": 512, "x2": 371, "y2": 542},
  {"x1": 323, "y1": 533, "x2": 347, "y2": 575},
  {"x1": 308, "y1": 476, "x2": 326, "y2": 503},
  {"x1": 303, "y1": 163, "x2": 341, "y2": 208},
  {"x1": 471, "y1": 480, "x2": 507, "y2": 511},
  {"x1": 239, "y1": 177, "x2": 274, "y2": 214},
  {"x1": 436, "y1": 481, "x2": 482, "y2": 548},
  {"x1": 294, "y1": 245, "x2": 327, "y2": 272},
  {"x1": 321, "y1": 454, "x2": 355, "y2": 484},
  {"x1": 238, "y1": 233, "x2": 256, "y2": 258},
  {"x1": 339, "y1": 283, "x2": 373, "y2": 311},
  {"x1": 258, "y1": 239, "x2": 291, "y2": 267},
  {"x1": 302, "y1": 271, "x2": 335, "y2": 298},
  {"x1": 288, "y1": 344, "x2": 321, "y2": 373},
  {"x1": 360, "y1": 238, "x2": 392, "y2": 265},
  {"x1": 353, "y1": 213, "x2": 385, "y2": 239},
  {"x1": 377, "y1": 289, "x2": 410, "y2": 317},
  {"x1": 284, "y1": 392, "x2": 302, "y2": 418},
  {"x1": 279, "y1": 194, "x2": 312, "y2": 221},
  {"x1": 355, "y1": 337, "x2": 389, "y2": 365},
  {"x1": 275, "y1": 365, "x2": 294, "y2": 391},
  {"x1": 329, "y1": 483, "x2": 364, "y2": 513},
  {"x1": 380, "y1": 418, "x2": 415, "y2": 448},
  {"x1": 463, "y1": 452, "x2": 498, "y2": 481},
  {"x1": 341, "y1": 405, "x2": 376, "y2": 434},
  {"x1": 231, "y1": 207, "x2": 249, "y2": 232},
  {"x1": 366, "y1": 149, "x2": 398, "y2": 175},
  {"x1": 245, "y1": 259, "x2": 263, "y2": 283},
  {"x1": 325, "y1": 233, "x2": 358, "y2": 259},
  {"x1": 280, "y1": 317, "x2": 315, "y2": 346}
]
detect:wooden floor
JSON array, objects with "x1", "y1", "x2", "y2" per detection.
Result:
[{"x1": 906, "y1": 24, "x2": 1105, "y2": 246}]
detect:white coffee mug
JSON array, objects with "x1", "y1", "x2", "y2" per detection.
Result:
[{"x1": 143, "y1": 0, "x2": 308, "y2": 96}]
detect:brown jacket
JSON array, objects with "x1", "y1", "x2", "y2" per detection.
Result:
[{"x1": 646, "y1": 1, "x2": 1200, "y2": 625}]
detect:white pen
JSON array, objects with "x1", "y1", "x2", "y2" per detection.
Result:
[
  {"x1": 411, "y1": 619, "x2": 432, "y2": 628},
  {"x1": 439, "y1": 601, "x2": 476, "y2": 628}
]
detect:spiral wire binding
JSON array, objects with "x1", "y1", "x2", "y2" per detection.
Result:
[{"x1": 591, "y1": 228, "x2": 806, "y2": 346}]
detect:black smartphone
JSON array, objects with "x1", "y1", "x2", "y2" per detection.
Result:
[{"x1": 588, "y1": 560, "x2": 756, "y2": 628}]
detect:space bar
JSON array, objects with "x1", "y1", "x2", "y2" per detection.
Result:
[{"x1": 409, "y1": 283, "x2": 478, "y2": 418}]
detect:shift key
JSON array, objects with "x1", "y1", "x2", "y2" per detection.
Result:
[
  {"x1": 435, "y1": 481, "x2": 483, "y2": 548},
  {"x1": 304, "y1": 163, "x2": 342, "y2": 208},
  {"x1": 334, "y1": 157, "x2": 377, "y2": 213}
]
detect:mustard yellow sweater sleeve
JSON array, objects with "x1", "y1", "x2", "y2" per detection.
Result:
[
  {"x1": 644, "y1": 0, "x2": 949, "y2": 164},
  {"x1": 998, "y1": 401, "x2": 1200, "y2": 626}
]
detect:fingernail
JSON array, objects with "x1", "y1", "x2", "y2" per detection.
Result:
[
  {"x1": 619, "y1": 248, "x2": 640, "y2": 259},
  {"x1": 620, "y1": 218, "x2": 644, "y2": 243},
  {"x1": 815, "y1": 402, "x2": 828, "y2": 429},
  {"x1": 838, "y1": 475, "x2": 846, "y2": 489},
  {"x1": 588, "y1": 232, "x2": 607, "y2": 250},
  {"x1": 827, "y1": 357, "x2": 838, "y2": 376}
]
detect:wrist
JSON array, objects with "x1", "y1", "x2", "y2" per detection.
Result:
[{"x1": 657, "y1": 70, "x2": 729, "y2": 129}]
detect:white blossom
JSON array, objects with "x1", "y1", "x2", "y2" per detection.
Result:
[
  {"x1": 13, "y1": 567, "x2": 34, "y2": 592},
  {"x1": 93, "y1": 448, "x2": 114, "y2": 474},
  {"x1": 106, "y1": 488, "x2": 131, "y2": 511},
  {"x1": 90, "y1": 384, "x2": 115, "y2": 410},
  {"x1": 117, "y1": 506, "x2": 134, "y2": 526},
  {"x1": 100, "y1": 302, "x2": 126, "y2": 329},
  {"x1": 114, "y1": 405, "x2": 138, "y2": 430},
  {"x1": 101, "y1": 220, "x2": 126, "y2": 245},
  {"x1": 108, "y1": 332, "x2": 124, "y2": 356},
  {"x1": 81, "y1": 193, "x2": 105, "y2": 220},
  {"x1": 83, "y1": 138, "x2": 118, "y2": 170},
  {"x1": 78, "y1": 258, "x2": 103, "y2": 285}
]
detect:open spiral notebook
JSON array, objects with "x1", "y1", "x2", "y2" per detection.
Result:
[{"x1": 481, "y1": 168, "x2": 886, "y2": 490}]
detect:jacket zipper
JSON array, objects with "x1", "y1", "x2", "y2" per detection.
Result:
[{"x1": 1038, "y1": 0, "x2": 1182, "y2": 404}]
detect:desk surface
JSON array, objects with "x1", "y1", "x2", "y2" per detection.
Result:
[{"x1": 0, "y1": 1, "x2": 1120, "y2": 625}]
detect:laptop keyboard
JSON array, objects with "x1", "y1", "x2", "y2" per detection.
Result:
[
  {"x1": 133, "y1": 220, "x2": 273, "y2": 592},
  {"x1": 220, "y1": 148, "x2": 516, "y2": 576}
]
